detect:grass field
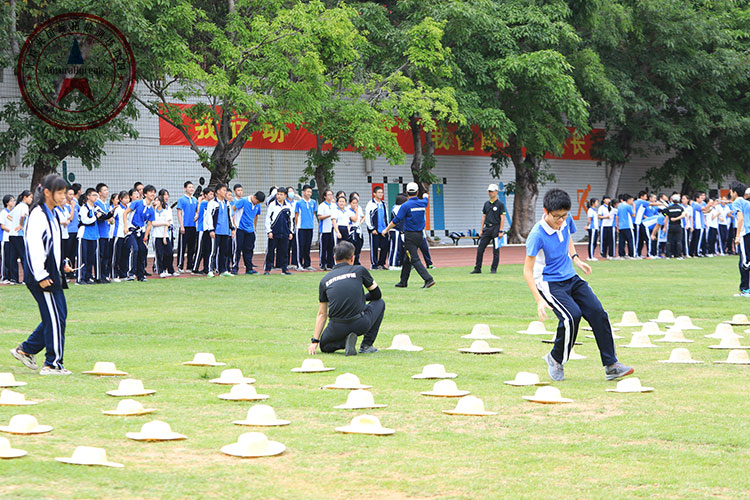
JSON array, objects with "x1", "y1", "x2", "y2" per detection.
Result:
[{"x1": 1, "y1": 257, "x2": 749, "y2": 499}]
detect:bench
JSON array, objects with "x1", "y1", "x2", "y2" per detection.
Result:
[{"x1": 449, "y1": 234, "x2": 481, "y2": 246}]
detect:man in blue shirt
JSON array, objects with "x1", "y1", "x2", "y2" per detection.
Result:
[
  {"x1": 365, "y1": 186, "x2": 389, "y2": 269},
  {"x1": 729, "y1": 181, "x2": 750, "y2": 296},
  {"x1": 176, "y1": 181, "x2": 198, "y2": 273},
  {"x1": 617, "y1": 193, "x2": 635, "y2": 258},
  {"x1": 122, "y1": 185, "x2": 156, "y2": 281},
  {"x1": 192, "y1": 188, "x2": 214, "y2": 274},
  {"x1": 232, "y1": 190, "x2": 265, "y2": 274},
  {"x1": 381, "y1": 182, "x2": 435, "y2": 288},
  {"x1": 295, "y1": 185, "x2": 318, "y2": 271},
  {"x1": 524, "y1": 188, "x2": 633, "y2": 382},
  {"x1": 633, "y1": 191, "x2": 650, "y2": 257}
]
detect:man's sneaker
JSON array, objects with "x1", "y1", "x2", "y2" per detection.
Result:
[
  {"x1": 426, "y1": 264, "x2": 435, "y2": 269},
  {"x1": 207, "y1": 272, "x2": 215, "y2": 278},
  {"x1": 125, "y1": 275, "x2": 135, "y2": 281},
  {"x1": 282, "y1": 271, "x2": 293, "y2": 275},
  {"x1": 587, "y1": 257, "x2": 598, "y2": 262},
  {"x1": 470, "y1": 269, "x2": 481, "y2": 274},
  {"x1": 172, "y1": 271, "x2": 181, "y2": 277},
  {"x1": 10, "y1": 346, "x2": 38, "y2": 370},
  {"x1": 490, "y1": 269, "x2": 497, "y2": 274},
  {"x1": 306, "y1": 266, "x2": 316, "y2": 272},
  {"x1": 39, "y1": 366, "x2": 72, "y2": 376},
  {"x1": 422, "y1": 280, "x2": 436, "y2": 289},
  {"x1": 344, "y1": 332, "x2": 358, "y2": 356},
  {"x1": 605, "y1": 362, "x2": 634, "y2": 381},
  {"x1": 394, "y1": 283, "x2": 407, "y2": 288},
  {"x1": 359, "y1": 344, "x2": 378, "y2": 354},
  {"x1": 221, "y1": 271, "x2": 233, "y2": 277},
  {"x1": 263, "y1": 272, "x2": 270, "y2": 275},
  {"x1": 159, "y1": 272, "x2": 170, "y2": 278},
  {"x1": 112, "y1": 278, "x2": 121, "y2": 283},
  {"x1": 247, "y1": 269, "x2": 258, "y2": 275},
  {"x1": 544, "y1": 352, "x2": 564, "y2": 381},
  {"x1": 137, "y1": 278, "x2": 148, "y2": 282}
]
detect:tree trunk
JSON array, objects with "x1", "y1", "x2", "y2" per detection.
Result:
[
  {"x1": 508, "y1": 145, "x2": 540, "y2": 243},
  {"x1": 313, "y1": 136, "x2": 330, "y2": 201},
  {"x1": 420, "y1": 130, "x2": 435, "y2": 196},
  {"x1": 680, "y1": 176, "x2": 693, "y2": 196},
  {"x1": 409, "y1": 115, "x2": 423, "y2": 191},
  {"x1": 207, "y1": 155, "x2": 234, "y2": 188},
  {"x1": 31, "y1": 159, "x2": 56, "y2": 189},
  {"x1": 605, "y1": 162, "x2": 625, "y2": 199}
]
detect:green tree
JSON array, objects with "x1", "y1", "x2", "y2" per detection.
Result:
[{"x1": 0, "y1": 0, "x2": 138, "y2": 189}]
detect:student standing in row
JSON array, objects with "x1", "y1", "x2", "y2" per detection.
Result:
[
  {"x1": 10, "y1": 174, "x2": 74, "y2": 375},
  {"x1": 111, "y1": 191, "x2": 130, "y2": 281},
  {"x1": 1, "y1": 195, "x2": 15, "y2": 283},
  {"x1": 123, "y1": 185, "x2": 156, "y2": 282},
  {"x1": 471, "y1": 184, "x2": 506, "y2": 274},
  {"x1": 294, "y1": 185, "x2": 317, "y2": 271},
  {"x1": 77, "y1": 188, "x2": 101, "y2": 284},
  {"x1": 232, "y1": 190, "x2": 265, "y2": 274},
  {"x1": 729, "y1": 181, "x2": 750, "y2": 296},
  {"x1": 94, "y1": 183, "x2": 113, "y2": 283},
  {"x1": 207, "y1": 184, "x2": 233, "y2": 277},
  {"x1": 176, "y1": 181, "x2": 198, "y2": 273},
  {"x1": 193, "y1": 188, "x2": 214, "y2": 275},
  {"x1": 365, "y1": 186, "x2": 389, "y2": 270},
  {"x1": 151, "y1": 196, "x2": 176, "y2": 277},
  {"x1": 585, "y1": 198, "x2": 599, "y2": 261},
  {"x1": 598, "y1": 196, "x2": 615, "y2": 259},
  {"x1": 617, "y1": 194, "x2": 635, "y2": 258},
  {"x1": 332, "y1": 195, "x2": 350, "y2": 243},
  {"x1": 382, "y1": 183, "x2": 435, "y2": 289},
  {"x1": 388, "y1": 194, "x2": 406, "y2": 270},
  {"x1": 264, "y1": 187, "x2": 294, "y2": 275},
  {"x1": 523, "y1": 188, "x2": 633, "y2": 382},
  {"x1": 66, "y1": 184, "x2": 80, "y2": 275},
  {"x1": 7, "y1": 190, "x2": 32, "y2": 284},
  {"x1": 348, "y1": 193, "x2": 365, "y2": 265},
  {"x1": 317, "y1": 189, "x2": 335, "y2": 271}
]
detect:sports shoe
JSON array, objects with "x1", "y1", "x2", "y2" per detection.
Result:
[
  {"x1": 159, "y1": 272, "x2": 170, "y2": 278},
  {"x1": 544, "y1": 352, "x2": 564, "y2": 381},
  {"x1": 221, "y1": 271, "x2": 233, "y2": 277},
  {"x1": 605, "y1": 362, "x2": 634, "y2": 381},
  {"x1": 490, "y1": 269, "x2": 497, "y2": 274},
  {"x1": 172, "y1": 271, "x2": 181, "y2": 277},
  {"x1": 587, "y1": 257, "x2": 598, "y2": 262},
  {"x1": 305, "y1": 266, "x2": 316, "y2": 272},
  {"x1": 394, "y1": 283, "x2": 407, "y2": 288},
  {"x1": 344, "y1": 332, "x2": 358, "y2": 356},
  {"x1": 112, "y1": 278, "x2": 121, "y2": 283},
  {"x1": 390, "y1": 266, "x2": 402, "y2": 271},
  {"x1": 137, "y1": 278, "x2": 148, "y2": 282},
  {"x1": 470, "y1": 269, "x2": 481, "y2": 274},
  {"x1": 10, "y1": 346, "x2": 38, "y2": 370},
  {"x1": 263, "y1": 272, "x2": 270, "y2": 275},
  {"x1": 39, "y1": 365, "x2": 72, "y2": 375},
  {"x1": 282, "y1": 271, "x2": 293, "y2": 275},
  {"x1": 247, "y1": 269, "x2": 258, "y2": 275},
  {"x1": 734, "y1": 290, "x2": 750, "y2": 297},
  {"x1": 359, "y1": 344, "x2": 378, "y2": 354},
  {"x1": 207, "y1": 272, "x2": 215, "y2": 278},
  {"x1": 125, "y1": 275, "x2": 135, "y2": 281},
  {"x1": 422, "y1": 280, "x2": 436, "y2": 289}
]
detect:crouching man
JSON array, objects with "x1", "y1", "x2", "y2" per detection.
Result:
[{"x1": 308, "y1": 241, "x2": 385, "y2": 356}]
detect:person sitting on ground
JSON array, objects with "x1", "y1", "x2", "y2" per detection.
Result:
[{"x1": 308, "y1": 241, "x2": 385, "y2": 356}]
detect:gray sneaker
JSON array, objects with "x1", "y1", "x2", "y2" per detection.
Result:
[
  {"x1": 39, "y1": 365, "x2": 72, "y2": 375},
  {"x1": 359, "y1": 344, "x2": 378, "y2": 354},
  {"x1": 544, "y1": 352, "x2": 564, "y2": 381},
  {"x1": 605, "y1": 362, "x2": 634, "y2": 380},
  {"x1": 344, "y1": 332, "x2": 358, "y2": 356},
  {"x1": 10, "y1": 346, "x2": 38, "y2": 370}
]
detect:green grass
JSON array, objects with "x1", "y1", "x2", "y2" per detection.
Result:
[{"x1": 1, "y1": 258, "x2": 749, "y2": 499}]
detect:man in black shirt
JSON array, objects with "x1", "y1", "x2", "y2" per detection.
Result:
[
  {"x1": 309, "y1": 241, "x2": 385, "y2": 356},
  {"x1": 664, "y1": 194, "x2": 687, "y2": 258},
  {"x1": 471, "y1": 184, "x2": 506, "y2": 274}
]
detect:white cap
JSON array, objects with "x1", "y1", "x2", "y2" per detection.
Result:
[
  {"x1": 671, "y1": 194, "x2": 680, "y2": 202},
  {"x1": 744, "y1": 187, "x2": 750, "y2": 196},
  {"x1": 406, "y1": 182, "x2": 419, "y2": 193},
  {"x1": 487, "y1": 184, "x2": 499, "y2": 192}
]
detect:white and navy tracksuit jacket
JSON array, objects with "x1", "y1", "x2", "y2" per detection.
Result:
[{"x1": 21, "y1": 204, "x2": 68, "y2": 369}]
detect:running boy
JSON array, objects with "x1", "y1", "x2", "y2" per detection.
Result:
[{"x1": 523, "y1": 188, "x2": 633, "y2": 382}]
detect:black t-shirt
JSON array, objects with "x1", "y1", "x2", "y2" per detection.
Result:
[
  {"x1": 319, "y1": 263, "x2": 375, "y2": 320},
  {"x1": 664, "y1": 204, "x2": 684, "y2": 233},
  {"x1": 483, "y1": 199, "x2": 506, "y2": 227}
]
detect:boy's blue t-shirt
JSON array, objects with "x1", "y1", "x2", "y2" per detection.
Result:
[
  {"x1": 295, "y1": 198, "x2": 317, "y2": 230},
  {"x1": 176, "y1": 195, "x2": 198, "y2": 228},
  {"x1": 234, "y1": 198, "x2": 261, "y2": 233},
  {"x1": 617, "y1": 203, "x2": 634, "y2": 229},
  {"x1": 731, "y1": 198, "x2": 750, "y2": 234},
  {"x1": 94, "y1": 200, "x2": 110, "y2": 238},
  {"x1": 526, "y1": 215, "x2": 577, "y2": 283},
  {"x1": 196, "y1": 201, "x2": 208, "y2": 232},
  {"x1": 68, "y1": 201, "x2": 80, "y2": 233},
  {"x1": 129, "y1": 199, "x2": 155, "y2": 228}
]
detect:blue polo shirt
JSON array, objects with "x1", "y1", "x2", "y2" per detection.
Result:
[
  {"x1": 196, "y1": 201, "x2": 208, "y2": 232},
  {"x1": 526, "y1": 215, "x2": 577, "y2": 283},
  {"x1": 617, "y1": 203, "x2": 634, "y2": 230},
  {"x1": 234, "y1": 197, "x2": 261, "y2": 233},
  {"x1": 129, "y1": 199, "x2": 155, "y2": 228},
  {"x1": 176, "y1": 195, "x2": 198, "y2": 228},
  {"x1": 68, "y1": 200, "x2": 79, "y2": 234},
  {"x1": 731, "y1": 198, "x2": 750, "y2": 235},
  {"x1": 634, "y1": 199, "x2": 648, "y2": 224},
  {"x1": 391, "y1": 196, "x2": 428, "y2": 232},
  {"x1": 94, "y1": 200, "x2": 110, "y2": 238},
  {"x1": 295, "y1": 198, "x2": 317, "y2": 230}
]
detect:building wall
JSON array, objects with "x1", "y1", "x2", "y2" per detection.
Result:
[{"x1": 1, "y1": 70, "x2": 680, "y2": 251}]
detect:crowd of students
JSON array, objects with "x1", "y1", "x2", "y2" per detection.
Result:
[
  {"x1": 584, "y1": 189, "x2": 740, "y2": 261},
  {"x1": 0, "y1": 182, "x2": 437, "y2": 285}
]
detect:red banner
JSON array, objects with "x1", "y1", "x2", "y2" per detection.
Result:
[{"x1": 158, "y1": 103, "x2": 601, "y2": 160}]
